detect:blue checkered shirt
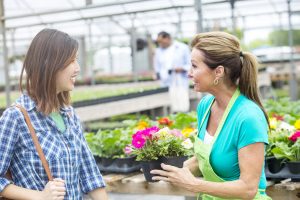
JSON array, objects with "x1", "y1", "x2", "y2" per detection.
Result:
[{"x1": 0, "y1": 94, "x2": 105, "y2": 199}]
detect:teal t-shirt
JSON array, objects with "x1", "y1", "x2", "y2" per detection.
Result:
[
  {"x1": 197, "y1": 94, "x2": 269, "y2": 190},
  {"x1": 50, "y1": 112, "x2": 66, "y2": 133}
]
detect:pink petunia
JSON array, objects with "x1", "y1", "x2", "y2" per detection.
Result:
[
  {"x1": 142, "y1": 126, "x2": 160, "y2": 138},
  {"x1": 170, "y1": 129, "x2": 183, "y2": 138},
  {"x1": 132, "y1": 135, "x2": 146, "y2": 149},
  {"x1": 289, "y1": 131, "x2": 300, "y2": 142},
  {"x1": 124, "y1": 145, "x2": 133, "y2": 154},
  {"x1": 132, "y1": 130, "x2": 143, "y2": 140}
]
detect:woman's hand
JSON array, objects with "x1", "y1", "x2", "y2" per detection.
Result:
[
  {"x1": 151, "y1": 163, "x2": 199, "y2": 193},
  {"x1": 40, "y1": 178, "x2": 66, "y2": 200}
]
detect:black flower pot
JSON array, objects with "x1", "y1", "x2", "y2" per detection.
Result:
[
  {"x1": 286, "y1": 161, "x2": 300, "y2": 174},
  {"x1": 94, "y1": 156, "x2": 102, "y2": 164},
  {"x1": 141, "y1": 159, "x2": 162, "y2": 182},
  {"x1": 266, "y1": 156, "x2": 284, "y2": 174},
  {"x1": 115, "y1": 156, "x2": 139, "y2": 168},
  {"x1": 101, "y1": 157, "x2": 115, "y2": 167},
  {"x1": 160, "y1": 156, "x2": 188, "y2": 168}
]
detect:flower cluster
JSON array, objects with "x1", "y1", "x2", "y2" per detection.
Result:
[
  {"x1": 267, "y1": 115, "x2": 300, "y2": 161},
  {"x1": 132, "y1": 126, "x2": 160, "y2": 148},
  {"x1": 126, "y1": 126, "x2": 193, "y2": 161}
]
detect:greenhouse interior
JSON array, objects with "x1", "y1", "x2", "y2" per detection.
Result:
[{"x1": 0, "y1": 0, "x2": 300, "y2": 199}]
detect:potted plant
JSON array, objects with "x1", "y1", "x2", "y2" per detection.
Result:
[
  {"x1": 271, "y1": 130, "x2": 300, "y2": 174},
  {"x1": 127, "y1": 126, "x2": 193, "y2": 182},
  {"x1": 85, "y1": 128, "x2": 140, "y2": 173},
  {"x1": 286, "y1": 131, "x2": 300, "y2": 174},
  {"x1": 266, "y1": 121, "x2": 294, "y2": 173}
]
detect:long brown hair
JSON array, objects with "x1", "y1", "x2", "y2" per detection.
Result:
[
  {"x1": 191, "y1": 31, "x2": 269, "y2": 124},
  {"x1": 20, "y1": 28, "x2": 78, "y2": 115}
]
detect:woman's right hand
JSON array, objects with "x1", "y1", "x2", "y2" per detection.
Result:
[{"x1": 41, "y1": 178, "x2": 66, "y2": 200}]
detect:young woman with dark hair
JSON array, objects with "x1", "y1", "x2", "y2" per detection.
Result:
[{"x1": 0, "y1": 29, "x2": 108, "y2": 200}]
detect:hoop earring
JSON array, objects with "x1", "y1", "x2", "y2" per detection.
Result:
[{"x1": 213, "y1": 78, "x2": 219, "y2": 85}]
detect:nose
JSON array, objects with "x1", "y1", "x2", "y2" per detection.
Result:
[{"x1": 75, "y1": 61, "x2": 80, "y2": 73}]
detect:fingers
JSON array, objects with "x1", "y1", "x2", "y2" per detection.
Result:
[
  {"x1": 152, "y1": 175, "x2": 169, "y2": 181},
  {"x1": 151, "y1": 169, "x2": 167, "y2": 176},
  {"x1": 161, "y1": 163, "x2": 179, "y2": 172},
  {"x1": 46, "y1": 179, "x2": 66, "y2": 199}
]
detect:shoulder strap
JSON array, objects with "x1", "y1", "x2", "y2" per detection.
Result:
[{"x1": 15, "y1": 105, "x2": 53, "y2": 181}]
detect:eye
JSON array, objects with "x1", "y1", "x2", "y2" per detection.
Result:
[{"x1": 192, "y1": 64, "x2": 197, "y2": 69}]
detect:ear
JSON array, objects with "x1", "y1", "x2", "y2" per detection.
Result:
[{"x1": 214, "y1": 65, "x2": 225, "y2": 78}]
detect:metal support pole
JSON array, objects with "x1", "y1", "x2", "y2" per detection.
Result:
[
  {"x1": 176, "y1": 8, "x2": 183, "y2": 38},
  {"x1": 287, "y1": 0, "x2": 298, "y2": 100},
  {"x1": 87, "y1": 19, "x2": 95, "y2": 85},
  {"x1": 108, "y1": 35, "x2": 113, "y2": 74},
  {"x1": 130, "y1": 27, "x2": 137, "y2": 82},
  {"x1": 10, "y1": 28, "x2": 16, "y2": 86},
  {"x1": 130, "y1": 15, "x2": 138, "y2": 82},
  {"x1": 230, "y1": 0, "x2": 236, "y2": 35},
  {"x1": 194, "y1": 0, "x2": 203, "y2": 33},
  {"x1": 0, "y1": 0, "x2": 11, "y2": 107}
]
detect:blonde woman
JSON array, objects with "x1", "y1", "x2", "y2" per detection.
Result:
[
  {"x1": 0, "y1": 29, "x2": 108, "y2": 200},
  {"x1": 151, "y1": 32, "x2": 271, "y2": 200}
]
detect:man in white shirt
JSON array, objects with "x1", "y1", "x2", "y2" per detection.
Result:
[{"x1": 154, "y1": 31, "x2": 191, "y2": 112}]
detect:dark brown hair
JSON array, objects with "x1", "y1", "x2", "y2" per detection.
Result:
[
  {"x1": 20, "y1": 28, "x2": 78, "y2": 115},
  {"x1": 191, "y1": 31, "x2": 269, "y2": 124}
]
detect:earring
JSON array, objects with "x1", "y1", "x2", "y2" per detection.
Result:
[{"x1": 213, "y1": 78, "x2": 219, "y2": 85}]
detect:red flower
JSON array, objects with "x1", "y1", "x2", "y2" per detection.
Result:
[
  {"x1": 289, "y1": 131, "x2": 300, "y2": 142},
  {"x1": 272, "y1": 113, "x2": 284, "y2": 121},
  {"x1": 158, "y1": 117, "x2": 173, "y2": 126}
]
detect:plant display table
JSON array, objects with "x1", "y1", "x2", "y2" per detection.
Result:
[{"x1": 99, "y1": 172, "x2": 300, "y2": 200}]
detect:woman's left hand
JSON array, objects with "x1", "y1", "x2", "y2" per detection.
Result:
[{"x1": 151, "y1": 163, "x2": 198, "y2": 192}]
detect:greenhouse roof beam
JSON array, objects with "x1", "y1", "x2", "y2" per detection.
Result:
[
  {"x1": 2, "y1": 0, "x2": 153, "y2": 20},
  {"x1": 2, "y1": 0, "x2": 251, "y2": 21},
  {"x1": 6, "y1": 5, "x2": 192, "y2": 29}
]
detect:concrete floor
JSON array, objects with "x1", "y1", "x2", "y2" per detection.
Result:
[{"x1": 84, "y1": 194, "x2": 189, "y2": 200}]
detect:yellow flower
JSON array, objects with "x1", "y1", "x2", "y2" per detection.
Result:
[
  {"x1": 182, "y1": 127, "x2": 195, "y2": 138},
  {"x1": 269, "y1": 117, "x2": 277, "y2": 130},
  {"x1": 136, "y1": 121, "x2": 149, "y2": 130},
  {"x1": 294, "y1": 119, "x2": 300, "y2": 130}
]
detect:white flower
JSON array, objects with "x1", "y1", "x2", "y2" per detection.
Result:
[
  {"x1": 153, "y1": 127, "x2": 170, "y2": 138},
  {"x1": 182, "y1": 138, "x2": 193, "y2": 149},
  {"x1": 279, "y1": 121, "x2": 295, "y2": 131}
]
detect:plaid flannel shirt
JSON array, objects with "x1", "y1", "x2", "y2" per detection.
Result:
[{"x1": 0, "y1": 94, "x2": 105, "y2": 199}]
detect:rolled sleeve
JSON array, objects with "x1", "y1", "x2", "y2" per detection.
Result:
[
  {"x1": 79, "y1": 137, "x2": 106, "y2": 193},
  {"x1": 0, "y1": 108, "x2": 20, "y2": 192},
  {"x1": 74, "y1": 114, "x2": 106, "y2": 194}
]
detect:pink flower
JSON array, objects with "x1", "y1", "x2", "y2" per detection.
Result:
[
  {"x1": 132, "y1": 130, "x2": 143, "y2": 140},
  {"x1": 289, "y1": 131, "x2": 300, "y2": 142},
  {"x1": 124, "y1": 145, "x2": 133, "y2": 154},
  {"x1": 142, "y1": 126, "x2": 160, "y2": 138},
  {"x1": 131, "y1": 126, "x2": 160, "y2": 149},
  {"x1": 170, "y1": 129, "x2": 183, "y2": 138},
  {"x1": 132, "y1": 135, "x2": 146, "y2": 149}
]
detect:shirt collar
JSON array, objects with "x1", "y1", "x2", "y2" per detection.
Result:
[{"x1": 16, "y1": 93, "x2": 72, "y2": 115}]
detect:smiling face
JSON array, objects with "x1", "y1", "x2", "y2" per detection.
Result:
[
  {"x1": 56, "y1": 53, "x2": 80, "y2": 93},
  {"x1": 188, "y1": 48, "x2": 215, "y2": 93}
]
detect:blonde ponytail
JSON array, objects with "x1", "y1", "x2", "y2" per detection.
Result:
[{"x1": 239, "y1": 52, "x2": 269, "y2": 125}]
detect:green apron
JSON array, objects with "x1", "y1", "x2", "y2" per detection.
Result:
[{"x1": 194, "y1": 89, "x2": 271, "y2": 200}]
